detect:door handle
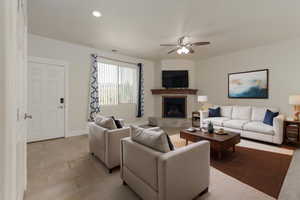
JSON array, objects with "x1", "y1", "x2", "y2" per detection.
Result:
[{"x1": 24, "y1": 113, "x2": 33, "y2": 120}]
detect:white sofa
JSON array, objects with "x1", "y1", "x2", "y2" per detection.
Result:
[
  {"x1": 200, "y1": 106, "x2": 284, "y2": 144},
  {"x1": 120, "y1": 137, "x2": 210, "y2": 200}
]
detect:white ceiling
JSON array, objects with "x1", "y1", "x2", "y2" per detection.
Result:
[{"x1": 28, "y1": 0, "x2": 300, "y2": 60}]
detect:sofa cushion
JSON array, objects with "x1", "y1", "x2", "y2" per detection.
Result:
[
  {"x1": 244, "y1": 121, "x2": 274, "y2": 135},
  {"x1": 223, "y1": 120, "x2": 249, "y2": 129},
  {"x1": 208, "y1": 107, "x2": 221, "y2": 117},
  {"x1": 221, "y1": 106, "x2": 233, "y2": 118},
  {"x1": 251, "y1": 107, "x2": 279, "y2": 121},
  {"x1": 232, "y1": 106, "x2": 252, "y2": 120},
  {"x1": 130, "y1": 126, "x2": 170, "y2": 153},
  {"x1": 263, "y1": 109, "x2": 279, "y2": 126},
  {"x1": 203, "y1": 117, "x2": 230, "y2": 126},
  {"x1": 251, "y1": 107, "x2": 268, "y2": 121}
]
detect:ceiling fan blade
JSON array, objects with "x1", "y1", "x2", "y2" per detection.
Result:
[
  {"x1": 191, "y1": 41, "x2": 210, "y2": 46},
  {"x1": 168, "y1": 47, "x2": 180, "y2": 54},
  {"x1": 160, "y1": 44, "x2": 177, "y2": 46}
]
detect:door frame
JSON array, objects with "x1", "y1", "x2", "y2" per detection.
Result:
[{"x1": 28, "y1": 56, "x2": 69, "y2": 139}]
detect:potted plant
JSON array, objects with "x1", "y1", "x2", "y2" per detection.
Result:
[{"x1": 208, "y1": 121, "x2": 214, "y2": 134}]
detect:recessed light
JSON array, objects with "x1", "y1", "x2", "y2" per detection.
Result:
[{"x1": 92, "y1": 10, "x2": 102, "y2": 18}]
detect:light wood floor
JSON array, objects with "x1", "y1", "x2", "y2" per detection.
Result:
[{"x1": 25, "y1": 133, "x2": 277, "y2": 200}]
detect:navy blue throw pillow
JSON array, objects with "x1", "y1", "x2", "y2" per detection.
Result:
[
  {"x1": 263, "y1": 109, "x2": 279, "y2": 126},
  {"x1": 208, "y1": 107, "x2": 221, "y2": 117},
  {"x1": 110, "y1": 116, "x2": 123, "y2": 128}
]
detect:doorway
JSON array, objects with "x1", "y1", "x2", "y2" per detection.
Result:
[{"x1": 27, "y1": 57, "x2": 68, "y2": 142}]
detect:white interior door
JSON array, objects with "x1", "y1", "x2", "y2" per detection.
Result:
[
  {"x1": 28, "y1": 60, "x2": 65, "y2": 142},
  {"x1": 16, "y1": 0, "x2": 28, "y2": 198}
]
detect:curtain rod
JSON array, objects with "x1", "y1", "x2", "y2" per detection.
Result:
[{"x1": 97, "y1": 55, "x2": 139, "y2": 66}]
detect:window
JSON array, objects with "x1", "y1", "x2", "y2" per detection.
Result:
[{"x1": 98, "y1": 61, "x2": 137, "y2": 105}]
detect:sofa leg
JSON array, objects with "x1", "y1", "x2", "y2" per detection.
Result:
[
  {"x1": 123, "y1": 181, "x2": 127, "y2": 186},
  {"x1": 108, "y1": 168, "x2": 113, "y2": 174}
]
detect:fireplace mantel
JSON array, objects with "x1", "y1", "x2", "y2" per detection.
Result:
[{"x1": 151, "y1": 89, "x2": 198, "y2": 95}]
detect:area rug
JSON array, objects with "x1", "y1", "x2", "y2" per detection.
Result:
[{"x1": 170, "y1": 134, "x2": 293, "y2": 199}]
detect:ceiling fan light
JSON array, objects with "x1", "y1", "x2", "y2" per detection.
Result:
[
  {"x1": 181, "y1": 46, "x2": 189, "y2": 54},
  {"x1": 92, "y1": 10, "x2": 102, "y2": 18},
  {"x1": 177, "y1": 48, "x2": 183, "y2": 54},
  {"x1": 176, "y1": 46, "x2": 190, "y2": 55}
]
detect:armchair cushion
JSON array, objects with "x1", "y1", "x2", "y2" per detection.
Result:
[
  {"x1": 98, "y1": 117, "x2": 117, "y2": 130},
  {"x1": 131, "y1": 126, "x2": 171, "y2": 153},
  {"x1": 147, "y1": 127, "x2": 174, "y2": 151}
]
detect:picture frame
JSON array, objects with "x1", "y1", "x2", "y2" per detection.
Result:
[{"x1": 228, "y1": 69, "x2": 269, "y2": 99}]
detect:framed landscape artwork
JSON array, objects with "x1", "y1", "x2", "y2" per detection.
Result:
[{"x1": 228, "y1": 69, "x2": 269, "y2": 99}]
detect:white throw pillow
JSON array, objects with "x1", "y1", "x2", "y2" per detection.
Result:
[
  {"x1": 232, "y1": 106, "x2": 252, "y2": 120},
  {"x1": 130, "y1": 125, "x2": 170, "y2": 153},
  {"x1": 97, "y1": 117, "x2": 117, "y2": 130}
]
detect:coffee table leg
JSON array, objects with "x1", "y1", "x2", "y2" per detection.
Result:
[{"x1": 185, "y1": 139, "x2": 188, "y2": 146}]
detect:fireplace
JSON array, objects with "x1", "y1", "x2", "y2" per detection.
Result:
[{"x1": 162, "y1": 96, "x2": 187, "y2": 118}]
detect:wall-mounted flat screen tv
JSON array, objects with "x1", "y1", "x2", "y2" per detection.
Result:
[{"x1": 162, "y1": 70, "x2": 189, "y2": 88}]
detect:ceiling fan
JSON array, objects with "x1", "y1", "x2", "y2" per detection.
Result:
[{"x1": 160, "y1": 36, "x2": 210, "y2": 55}]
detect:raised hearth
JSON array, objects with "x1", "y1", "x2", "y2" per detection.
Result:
[{"x1": 151, "y1": 88, "x2": 198, "y2": 95}]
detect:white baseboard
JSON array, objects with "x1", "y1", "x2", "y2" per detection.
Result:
[{"x1": 68, "y1": 129, "x2": 88, "y2": 137}]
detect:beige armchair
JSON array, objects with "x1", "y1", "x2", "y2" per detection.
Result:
[
  {"x1": 89, "y1": 122, "x2": 130, "y2": 173},
  {"x1": 120, "y1": 137, "x2": 210, "y2": 200}
]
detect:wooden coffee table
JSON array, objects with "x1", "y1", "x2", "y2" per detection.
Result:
[{"x1": 180, "y1": 129, "x2": 241, "y2": 159}]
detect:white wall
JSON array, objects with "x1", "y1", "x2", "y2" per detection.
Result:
[
  {"x1": 0, "y1": 1, "x2": 5, "y2": 198},
  {"x1": 28, "y1": 34, "x2": 155, "y2": 134},
  {"x1": 196, "y1": 38, "x2": 300, "y2": 116}
]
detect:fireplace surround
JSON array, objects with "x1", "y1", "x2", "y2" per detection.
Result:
[{"x1": 162, "y1": 96, "x2": 187, "y2": 118}]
